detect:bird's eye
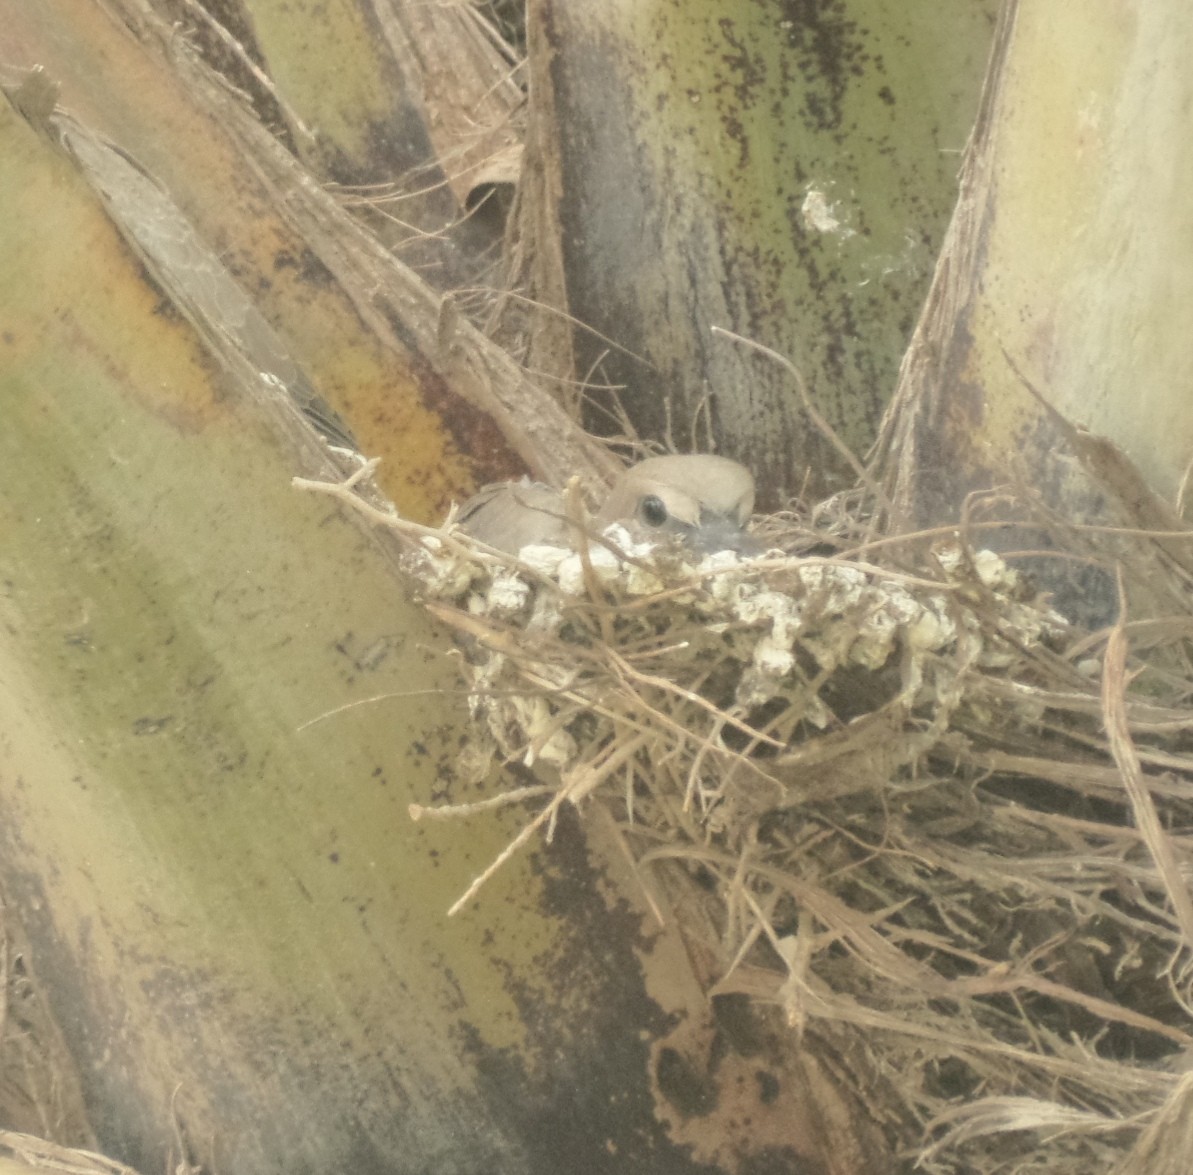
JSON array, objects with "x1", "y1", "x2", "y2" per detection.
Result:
[{"x1": 639, "y1": 495, "x2": 669, "y2": 528}]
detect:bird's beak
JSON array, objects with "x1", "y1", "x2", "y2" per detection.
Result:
[{"x1": 687, "y1": 512, "x2": 763, "y2": 556}]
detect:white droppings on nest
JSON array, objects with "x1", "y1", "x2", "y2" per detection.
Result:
[
  {"x1": 749, "y1": 635, "x2": 797, "y2": 681},
  {"x1": 726, "y1": 563, "x2": 955, "y2": 679},
  {"x1": 795, "y1": 561, "x2": 870, "y2": 610},
  {"x1": 973, "y1": 546, "x2": 1018, "y2": 589},
  {"x1": 408, "y1": 530, "x2": 1071, "y2": 770},
  {"x1": 517, "y1": 543, "x2": 572, "y2": 578},
  {"x1": 905, "y1": 596, "x2": 955, "y2": 652},
  {"x1": 403, "y1": 535, "x2": 479, "y2": 599},
  {"x1": 701, "y1": 548, "x2": 751, "y2": 573},
  {"x1": 553, "y1": 545, "x2": 612, "y2": 594},
  {"x1": 932, "y1": 539, "x2": 968, "y2": 578},
  {"x1": 414, "y1": 534, "x2": 1040, "y2": 764},
  {"x1": 731, "y1": 586, "x2": 803, "y2": 631},
  {"x1": 853, "y1": 582, "x2": 955, "y2": 671},
  {"x1": 726, "y1": 588, "x2": 803, "y2": 702},
  {"x1": 526, "y1": 586, "x2": 564, "y2": 636},
  {"x1": 479, "y1": 568, "x2": 532, "y2": 617}
]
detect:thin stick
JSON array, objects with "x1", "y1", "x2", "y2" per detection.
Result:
[
  {"x1": 711, "y1": 325, "x2": 894, "y2": 516},
  {"x1": 1102, "y1": 567, "x2": 1193, "y2": 951},
  {"x1": 409, "y1": 786, "x2": 556, "y2": 821}
]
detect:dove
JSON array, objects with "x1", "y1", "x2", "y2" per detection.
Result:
[{"x1": 457, "y1": 454, "x2": 757, "y2": 556}]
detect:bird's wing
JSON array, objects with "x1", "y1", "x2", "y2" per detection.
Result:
[{"x1": 457, "y1": 479, "x2": 568, "y2": 554}]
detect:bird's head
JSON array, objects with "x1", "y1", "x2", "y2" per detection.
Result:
[{"x1": 597, "y1": 454, "x2": 759, "y2": 554}]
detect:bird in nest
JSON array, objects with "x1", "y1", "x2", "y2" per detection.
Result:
[{"x1": 455, "y1": 454, "x2": 759, "y2": 557}]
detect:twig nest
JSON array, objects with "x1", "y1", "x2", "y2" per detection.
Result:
[
  {"x1": 409, "y1": 522, "x2": 1066, "y2": 789},
  {"x1": 299, "y1": 464, "x2": 1193, "y2": 1174}
]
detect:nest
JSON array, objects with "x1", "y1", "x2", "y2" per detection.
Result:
[{"x1": 301, "y1": 464, "x2": 1193, "y2": 1175}]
